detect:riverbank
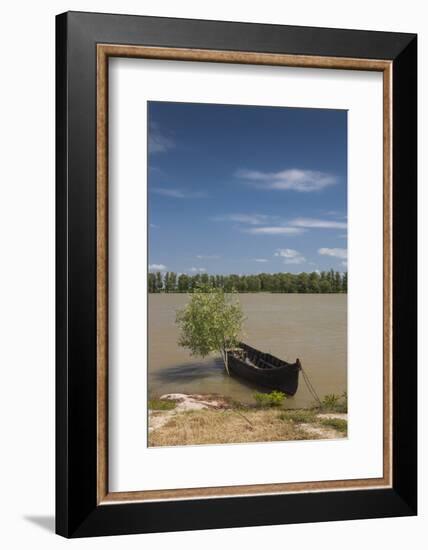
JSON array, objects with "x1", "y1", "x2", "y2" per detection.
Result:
[{"x1": 148, "y1": 393, "x2": 347, "y2": 447}]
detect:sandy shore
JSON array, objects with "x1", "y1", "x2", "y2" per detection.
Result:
[{"x1": 148, "y1": 393, "x2": 347, "y2": 447}]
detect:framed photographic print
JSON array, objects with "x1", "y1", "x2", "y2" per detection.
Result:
[{"x1": 56, "y1": 11, "x2": 417, "y2": 537}]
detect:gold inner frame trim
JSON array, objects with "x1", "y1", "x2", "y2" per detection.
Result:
[{"x1": 96, "y1": 44, "x2": 393, "y2": 505}]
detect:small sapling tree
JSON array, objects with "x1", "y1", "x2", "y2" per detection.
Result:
[{"x1": 175, "y1": 285, "x2": 244, "y2": 375}]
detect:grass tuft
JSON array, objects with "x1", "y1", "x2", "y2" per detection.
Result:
[
  {"x1": 253, "y1": 390, "x2": 286, "y2": 408},
  {"x1": 148, "y1": 398, "x2": 177, "y2": 411},
  {"x1": 318, "y1": 417, "x2": 347, "y2": 434},
  {"x1": 320, "y1": 391, "x2": 348, "y2": 413}
]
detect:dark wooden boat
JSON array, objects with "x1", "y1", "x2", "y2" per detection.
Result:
[{"x1": 227, "y1": 342, "x2": 301, "y2": 395}]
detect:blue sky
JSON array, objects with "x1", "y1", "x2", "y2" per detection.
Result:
[{"x1": 148, "y1": 101, "x2": 347, "y2": 275}]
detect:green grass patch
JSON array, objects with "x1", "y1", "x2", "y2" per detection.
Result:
[
  {"x1": 148, "y1": 398, "x2": 177, "y2": 411},
  {"x1": 318, "y1": 417, "x2": 347, "y2": 434},
  {"x1": 254, "y1": 390, "x2": 286, "y2": 408},
  {"x1": 320, "y1": 392, "x2": 348, "y2": 413},
  {"x1": 279, "y1": 409, "x2": 317, "y2": 424}
]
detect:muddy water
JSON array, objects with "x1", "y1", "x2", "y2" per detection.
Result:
[{"x1": 148, "y1": 293, "x2": 347, "y2": 408}]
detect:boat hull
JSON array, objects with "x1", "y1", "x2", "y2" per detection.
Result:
[{"x1": 227, "y1": 342, "x2": 300, "y2": 395}]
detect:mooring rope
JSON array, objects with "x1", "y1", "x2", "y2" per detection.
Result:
[{"x1": 300, "y1": 366, "x2": 323, "y2": 406}]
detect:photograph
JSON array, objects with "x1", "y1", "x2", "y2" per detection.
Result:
[
  {"x1": 0, "y1": 1, "x2": 420, "y2": 544},
  {"x1": 147, "y1": 101, "x2": 348, "y2": 447}
]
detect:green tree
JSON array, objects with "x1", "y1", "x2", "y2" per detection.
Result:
[
  {"x1": 175, "y1": 285, "x2": 245, "y2": 375},
  {"x1": 334, "y1": 271, "x2": 342, "y2": 293},
  {"x1": 155, "y1": 271, "x2": 163, "y2": 293},
  {"x1": 271, "y1": 274, "x2": 281, "y2": 293},
  {"x1": 148, "y1": 272, "x2": 156, "y2": 293},
  {"x1": 189, "y1": 273, "x2": 201, "y2": 292},
  {"x1": 178, "y1": 273, "x2": 189, "y2": 292},
  {"x1": 147, "y1": 270, "x2": 348, "y2": 294},
  {"x1": 223, "y1": 275, "x2": 233, "y2": 292},
  {"x1": 280, "y1": 274, "x2": 288, "y2": 292},
  {"x1": 238, "y1": 276, "x2": 248, "y2": 292},
  {"x1": 164, "y1": 272, "x2": 170, "y2": 293},
  {"x1": 308, "y1": 272, "x2": 320, "y2": 293},
  {"x1": 327, "y1": 269, "x2": 335, "y2": 289},
  {"x1": 169, "y1": 271, "x2": 177, "y2": 292},
  {"x1": 247, "y1": 275, "x2": 261, "y2": 292},
  {"x1": 229, "y1": 274, "x2": 240, "y2": 291},
  {"x1": 342, "y1": 272, "x2": 348, "y2": 293},
  {"x1": 297, "y1": 272, "x2": 309, "y2": 293},
  {"x1": 287, "y1": 274, "x2": 298, "y2": 293},
  {"x1": 164, "y1": 271, "x2": 177, "y2": 292},
  {"x1": 319, "y1": 278, "x2": 332, "y2": 293}
]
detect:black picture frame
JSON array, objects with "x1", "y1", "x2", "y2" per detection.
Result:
[{"x1": 56, "y1": 11, "x2": 417, "y2": 538}]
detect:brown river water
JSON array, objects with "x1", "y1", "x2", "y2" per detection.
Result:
[{"x1": 148, "y1": 293, "x2": 347, "y2": 408}]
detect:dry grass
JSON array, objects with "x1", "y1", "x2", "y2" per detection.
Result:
[
  {"x1": 279, "y1": 409, "x2": 317, "y2": 424},
  {"x1": 149, "y1": 409, "x2": 315, "y2": 447},
  {"x1": 318, "y1": 417, "x2": 348, "y2": 434}
]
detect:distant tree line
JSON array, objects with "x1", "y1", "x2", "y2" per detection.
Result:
[{"x1": 148, "y1": 270, "x2": 347, "y2": 294}]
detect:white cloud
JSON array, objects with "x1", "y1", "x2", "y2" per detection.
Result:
[
  {"x1": 341, "y1": 260, "x2": 348, "y2": 268},
  {"x1": 212, "y1": 213, "x2": 275, "y2": 225},
  {"x1": 284, "y1": 257, "x2": 306, "y2": 264},
  {"x1": 236, "y1": 168, "x2": 337, "y2": 192},
  {"x1": 274, "y1": 248, "x2": 306, "y2": 264},
  {"x1": 149, "y1": 263, "x2": 166, "y2": 271},
  {"x1": 318, "y1": 248, "x2": 348, "y2": 259},
  {"x1": 152, "y1": 187, "x2": 207, "y2": 199},
  {"x1": 274, "y1": 248, "x2": 300, "y2": 258},
  {"x1": 196, "y1": 254, "x2": 220, "y2": 259},
  {"x1": 189, "y1": 267, "x2": 206, "y2": 273},
  {"x1": 290, "y1": 217, "x2": 347, "y2": 229},
  {"x1": 149, "y1": 223, "x2": 159, "y2": 228},
  {"x1": 245, "y1": 226, "x2": 304, "y2": 235},
  {"x1": 148, "y1": 122, "x2": 175, "y2": 154},
  {"x1": 253, "y1": 258, "x2": 268, "y2": 263}
]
